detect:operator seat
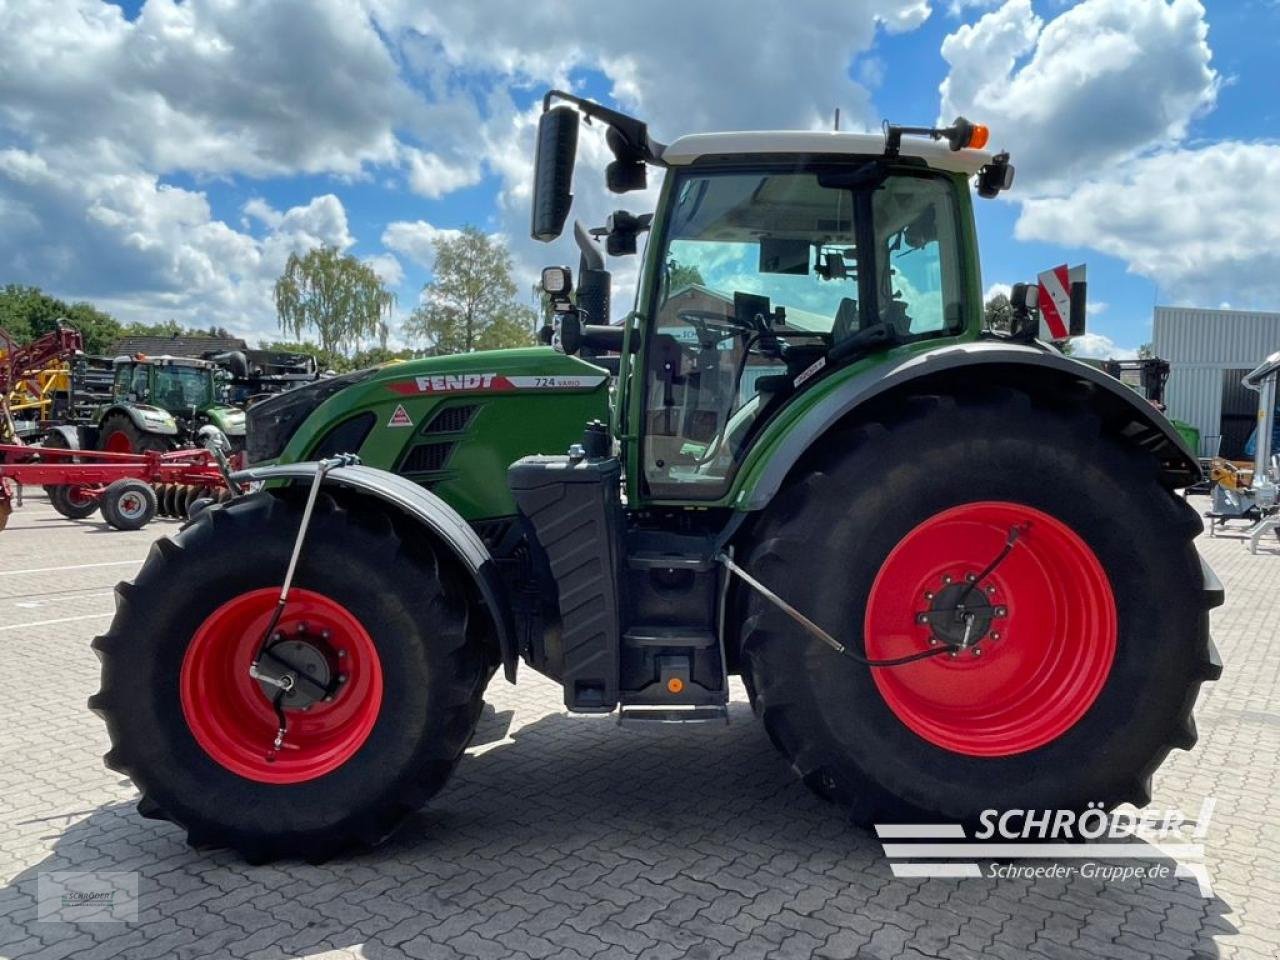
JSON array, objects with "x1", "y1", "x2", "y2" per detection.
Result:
[{"x1": 831, "y1": 297, "x2": 860, "y2": 343}]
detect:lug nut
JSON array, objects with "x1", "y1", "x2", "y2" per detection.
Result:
[
  {"x1": 296, "y1": 622, "x2": 307, "y2": 634},
  {"x1": 337, "y1": 674, "x2": 348, "y2": 685},
  {"x1": 336, "y1": 649, "x2": 346, "y2": 659},
  {"x1": 965, "y1": 573, "x2": 977, "y2": 583},
  {"x1": 924, "y1": 591, "x2": 934, "y2": 601},
  {"x1": 972, "y1": 647, "x2": 982, "y2": 657},
  {"x1": 320, "y1": 629, "x2": 331, "y2": 641},
  {"x1": 986, "y1": 585, "x2": 996, "y2": 595},
  {"x1": 994, "y1": 606, "x2": 1007, "y2": 618},
  {"x1": 991, "y1": 632, "x2": 1001, "y2": 641},
  {"x1": 943, "y1": 575, "x2": 953, "y2": 584},
  {"x1": 917, "y1": 613, "x2": 930, "y2": 624}
]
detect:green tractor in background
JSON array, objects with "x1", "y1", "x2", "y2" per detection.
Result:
[
  {"x1": 96, "y1": 355, "x2": 245, "y2": 453},
  {"x1": 91, "y1": 93, "x2": 1222, "y2": 862}
]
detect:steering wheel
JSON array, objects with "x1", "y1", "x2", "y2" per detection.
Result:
[{"x1": 676, "y1": 310, "x2": 753, "y2": 346}]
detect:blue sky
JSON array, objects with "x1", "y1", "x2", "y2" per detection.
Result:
[{"x1": 2, "y1": 0, "x2": 1277, "y2": 357}]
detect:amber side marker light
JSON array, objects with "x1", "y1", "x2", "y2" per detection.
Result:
[{"x1": 666, "y1": 677, "x2": 685, "y2": 694}]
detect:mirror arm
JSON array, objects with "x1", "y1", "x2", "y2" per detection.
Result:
[{"x1": 543, "y1": 89, "x2": 666, "y2": 164}]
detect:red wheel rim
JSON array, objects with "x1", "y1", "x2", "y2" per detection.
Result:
[
  {"x1": 864, "y1": 501, "x2": 1116, "y2": 757},
  {"x1": 180, "y1": 588, "x2": 383, "y2": 783},
  {"x1": 66, "y1": 487, "x2": 93, "y2": 507},
  {"x1": 103, "y1": 431, "x2": 133, "y2": 453}
]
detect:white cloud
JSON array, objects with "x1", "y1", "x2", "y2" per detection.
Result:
[
  {"x1": 381, "y1": 220, "x2": 465, "y2": 271},
  {"x1": 939, "y1": 0, "x2": 1218, "y2": 189},
  {"x1": 1015, "y1": 142, "x2": 1280, "y2": 310},
  {"x1": 363, "y1": 253, "x2": 404, "y2": 288},
  {"x1": 947, "y1": 0, "x2": 1002, "y2": 15},
  {"x1": 0, "y1": 0, "x2": 418, "y2": 180},
  {"x1": 403, "y1": 148, "x2": 484, "y2": 199},
  {"x1": 1070, "y1": 332, "x2": 1137, "y2": 360},
  {"x1": 984, "y1": 282, "x2": 1012, "y2": 302},
  {"x1": 0, "y1": 147, "x2": 356, "y2": 338}
]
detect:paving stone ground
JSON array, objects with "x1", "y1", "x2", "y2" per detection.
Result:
[{"x1": 0, "y1": 492, "x2": 1276, "y2": 959}]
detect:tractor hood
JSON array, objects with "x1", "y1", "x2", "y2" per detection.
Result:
[{"x1": 248, "y1": 346, "x2": 612, "y2": 520}]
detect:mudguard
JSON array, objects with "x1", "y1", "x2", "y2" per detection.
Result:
[
  {"x1": 103, "y1": 403, "x2": 180, "y2": 436},
  {"x1": 740, "y1": 340, "x2": 1201, "y2": 512},
  {"x1": 232, "y1": 462, "x2": 517, "y2": 680}
]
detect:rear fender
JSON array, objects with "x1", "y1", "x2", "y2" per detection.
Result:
[
  {"x1": 739, "y1": 341, "x2": 1201, "y2": 512},
  {"x1": 233, "y1": 463, "x2": 517, "y2": 680}
]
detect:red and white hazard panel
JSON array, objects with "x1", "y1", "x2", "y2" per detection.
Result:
[{"x1": 1036, "y1": 264, "x2": 1087, "y2": 342}]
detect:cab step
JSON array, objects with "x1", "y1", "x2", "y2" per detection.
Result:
[
  {"x1": 616, "y1": 704, "x2": 730, "y2": 725},
  {"x1": 623, "y1": 626, "x2": 717, "y2": 648}
]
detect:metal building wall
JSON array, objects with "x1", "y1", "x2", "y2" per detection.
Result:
[{"x1": 1153, "y1": 307, "x2": 1280, "y2": 457}]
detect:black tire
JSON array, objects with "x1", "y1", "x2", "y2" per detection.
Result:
[
  {"x1": 39, "y1": 431, "x2": 74, "y2": 496},
  {"x1": 90, "y1": 491, "x2": 495, "y2": 861},
  {"x1": 739, "y1": 388, "x2": 1220, "y2": 825},
  {"x1": 49, "y1": 484, "x2": 99, "y2": 520},
  {"x1": 100, "y1": 479, "x2": 158, "y2": 531},
  {"x1": 98, "y1": 412, "x2": 172, "y2": 454}
]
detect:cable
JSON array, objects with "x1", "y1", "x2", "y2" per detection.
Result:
[
  {"x1": 719, "y1": 524, "x2": 1026, "y2": 669},
  {"x1": 719, "y1": 553, "x2": 951, "y2": 668}
]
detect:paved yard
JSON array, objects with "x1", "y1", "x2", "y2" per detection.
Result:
[{"x1": 0, "y1": 492, "x2": 1277, "y2": 960}]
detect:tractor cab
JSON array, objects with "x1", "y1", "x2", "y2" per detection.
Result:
[
  {"x1": 528, "y1": 91, "x2": 1040, "y2": 506},
  {"x1": 112, "y1": 355, "x2": 218, "y2": 411}
]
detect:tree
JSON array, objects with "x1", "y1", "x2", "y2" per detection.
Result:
[
  {"x1": 668, "y1": 262, "x2": 705, "y2": 291},
  {"x1": 1138, "y1": 342, "x2": 1155, "y2": 359},
  {"x1": 0, "y1": 284, "x2": 122, "y2": 354},
  {"x1": 403, "y1": 227, "x2": 535, "y2": 354},
  {"x1": 984, "y1": 293, "x2": 1014, "y2": 333},
  {"x1": 274, "y1": 246, "x2": 396, "y2": 356}
]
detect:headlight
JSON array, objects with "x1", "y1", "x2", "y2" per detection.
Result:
[{"x1": 246, "y1": 369, "x2": 376, "y2": 465}]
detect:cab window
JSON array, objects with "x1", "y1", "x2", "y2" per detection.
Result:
[{"x1": 641, "y1": 168, "x2": 963, "y2": 500}]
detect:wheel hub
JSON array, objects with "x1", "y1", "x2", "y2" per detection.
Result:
[
  {"x1": 254, "y1": 634, "x2": 336, "y2": 710},
  {"x1": 920, "y1": 579, "x2": 1001, "y2": 649}
]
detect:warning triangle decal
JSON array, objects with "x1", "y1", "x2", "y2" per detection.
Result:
[{"x1": 387, "y1": 404, "x2": 414, "y2": 427}]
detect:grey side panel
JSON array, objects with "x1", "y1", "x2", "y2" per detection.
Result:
[
  {"x1": 744, "y1": 340, "x2": 1201, "y2": 511},
  {"x1": 107, "y1": 404, "x2": 180, "y2": 437},
  {"x1": 233, "y1": 463, "x2": 517, "y2": 679}
]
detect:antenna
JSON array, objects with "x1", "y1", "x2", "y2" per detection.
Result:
[{"x1": 833, "y1": 108, "x2": 841, "y2": 131}]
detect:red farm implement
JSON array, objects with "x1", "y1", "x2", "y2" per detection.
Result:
[{"x1": 0, "y1": 443, "x2": 237, "y2": 532}]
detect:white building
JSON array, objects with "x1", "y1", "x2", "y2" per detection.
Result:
[{"x1": 1154, "y1": 306, "x2": 1280, "y2": 459}]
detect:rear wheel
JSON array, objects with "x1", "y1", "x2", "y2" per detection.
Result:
[
  {"x1": 49, "y1": 484, "x2": 98, "y2": 520},
  {"x1": 740, "y1": 388, "x2": 1220, "y2": 824},
  {"x1": 90, "y1": 491, "x2": 495, "y2": 861}
]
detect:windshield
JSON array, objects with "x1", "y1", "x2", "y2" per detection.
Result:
[
  {"x1": 153, "y1": 366, "x2": 212, "y2": 409},
  {"x1": 642, "y1": 167, "x2": 964, "y2": 500}
]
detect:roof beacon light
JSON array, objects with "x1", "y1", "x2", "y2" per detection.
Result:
[{"x1": 884, "y1": 116, "x2": 990, "y2": 158}]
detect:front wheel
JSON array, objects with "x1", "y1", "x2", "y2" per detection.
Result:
[
  {"x1": 740, "y1": 388, "x2": 1221, "y2": 824},
  {"x1": 90, "y1": 491, "x2": 494, "y2": 861}
]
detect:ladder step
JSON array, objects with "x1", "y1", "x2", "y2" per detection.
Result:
[
  {"x1": 623, "y1": 626, "x2": 717, "y2": 649},
  {"x1": 627, "y1": 551, "x2": 716, "y2": 572},
  {"x1": 617, "y1": 705, "x2": 730, "y2": 725}
]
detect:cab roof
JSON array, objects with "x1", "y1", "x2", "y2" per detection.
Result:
[{"x1": 661, "y1": 131, "x2": 992, "y2": 176}]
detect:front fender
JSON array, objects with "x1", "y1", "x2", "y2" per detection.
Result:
[
  {"x1": 104, "y1": 403, "x2": 180, "y2": 437},
  {"x1": 735, "y1": 340, "x2": 1200, "y2": 512},
  {"x1": 232, "y1": 462, "x2": 517, "y2": 680}
]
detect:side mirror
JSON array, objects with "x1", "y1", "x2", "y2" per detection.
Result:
[
  {"x1": 603, "y1": 210, "x2": 651, "y2": 257},
  {"x1": 530, "y1": 106, "x2": 579, "y2": 242},
  {"x1": 977, "y1": 152, "x2": 1015, "y2": 199}
]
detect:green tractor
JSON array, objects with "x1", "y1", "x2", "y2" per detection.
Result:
[
  {"x1": 91, "y1": 93, "x2": 1222, "y2": 861},
  {"x1": 95, "y1": 355, "x2": 245, "y2": 453}
]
